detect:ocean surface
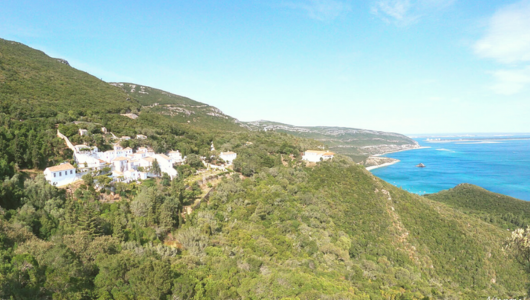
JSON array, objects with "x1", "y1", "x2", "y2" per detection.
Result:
[{"x1": 370, "y1": 136, "x2": 530, "y2": 200}]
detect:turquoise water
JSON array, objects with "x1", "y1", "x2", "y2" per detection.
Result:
[{"x1": 370, "y1": 137, "x2": 530, "y2": 200}]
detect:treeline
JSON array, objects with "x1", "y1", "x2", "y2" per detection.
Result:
[{"x1": 0, "y1": 114, "x2": 70, "y2": 178}]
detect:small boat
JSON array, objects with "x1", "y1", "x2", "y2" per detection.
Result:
[{"x1": 416, "y1": 163, "x2": 426, "y2": 168}]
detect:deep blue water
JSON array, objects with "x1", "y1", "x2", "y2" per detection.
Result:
[{"x1": 370, "y1": 137, "x2": 530, "y2": 200}]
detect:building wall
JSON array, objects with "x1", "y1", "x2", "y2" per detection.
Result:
[{"x1": 45, "y1": 169, "x2": 76, "y2": 186}]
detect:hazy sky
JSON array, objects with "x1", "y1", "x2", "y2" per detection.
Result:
[{"x1": 2, "y1": 0, "x2": 530, "y2": 134}]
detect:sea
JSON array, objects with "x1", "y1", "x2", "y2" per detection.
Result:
[{"x1": 369, "y1": 135, "x2": 530, "y2": 201}]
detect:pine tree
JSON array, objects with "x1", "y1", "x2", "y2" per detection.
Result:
[{"x1": 78, "y1": 209, "x2": 100, "y2": 236}]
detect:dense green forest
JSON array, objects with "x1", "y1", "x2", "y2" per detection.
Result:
[
  {"x1": 425, "y1": 183, "x2": 530, "y2": 230},
  {"x1": 1, "y1": 38, "x2": 529, "y2": 299}
]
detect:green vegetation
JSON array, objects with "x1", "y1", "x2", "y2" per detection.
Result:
[
  {"x1": 111, "y1": 82, "x2": 246, "y2": 132},
  {"x1": 425, "y1": 183, "x2": 530, "y2": 230},
  {"x1": 0, "y1": 38, "x2": 529, "y2": 299},
  {"x1": 246, "y1": 120, "x2": 418, "y2": 162},
  {"x1": 0, "y1": 39, "x2": 139, "y2": 118}
]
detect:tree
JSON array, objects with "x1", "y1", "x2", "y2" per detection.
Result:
[
  {"x1": 186, "y1": 154, "x2": 203, "y2": 169},
  {"x1": 152, "y1": 159, "x2": 161, "y2": 176},
  {"x1": 506, "y1": 226, "x2": 530, "y2": 272}
]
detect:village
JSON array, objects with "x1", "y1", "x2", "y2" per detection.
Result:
[{"x1": 44, "y1": 127, "x2": 240, "y2": 187}]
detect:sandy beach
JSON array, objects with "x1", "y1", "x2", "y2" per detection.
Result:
[{"x1": 366, "y1": 160, "x2": 400, "y2": 171}]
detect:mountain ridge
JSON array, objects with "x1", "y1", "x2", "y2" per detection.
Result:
[{"x1": 246, "y1": 120, "x2": 420, "y2": 162}]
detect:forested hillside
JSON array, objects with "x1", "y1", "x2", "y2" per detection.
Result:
[
  {"x1": 0, "y1": 38, "x2": 528, "y2": 299},
  {"x1": 246, "y1": 120, "x2": 419, "y2": 162},
  {"x1": 111, "y1": 82, "x2": 246, "y2": 132},
  {"x1": 426, "y1": 183, "x2": 530, "y2": 230}
]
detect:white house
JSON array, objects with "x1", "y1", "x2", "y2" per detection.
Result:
[
  {"x1": 220, "y1": 151, "x2": 237, "y2": 165},
  {"x1": 123, "y1": 169, "x2": 147, "y2": 181},
  {"x1": 302, "y1": 150, "x2": 335, "y2": 162},
  {"x1": 101, "y1": 127, "x2": 108, "y2": 134},
  {"x1": 155, "y1": 154, "x2": 178, "y2": 179},
  {"x1": 113, "y1": 157, "x2": 129, "y2": 172},
  {"x1": 136, "y1": 134, "x2": 147, "y2": 139},
  {"x1": 79, "y1": 129, "x2": 88, "y2": 136},
  {"x1": 121, "y1": 136, "x2": 131, "y2": 140},
  {"x1": 44, "y1": 163, "x2": 76, "y2": 186},
  {"x1": 139, "y1": 157, "x2": 156, "y2": 169},
  {"x1": 168, "y1": 150, "x2": 183, "y2": 164},
  {"x1": 123, "y1": 147, "x2": 133, "y2": 155}
]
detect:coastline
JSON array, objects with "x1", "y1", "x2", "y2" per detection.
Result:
[
  {"x1": 366, "y1": 159, "x2": 400, "y2": 171},
  {"x1": 366, "y1": 145, "x2": 429, "y2": 171},
  {"x1": 372, "y1": 146, "x2": 430, "y2": 157}
]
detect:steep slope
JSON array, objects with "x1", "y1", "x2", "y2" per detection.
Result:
[
  {"x1": 425, "y1": 183, "x2": 530, "y2": 230},
  {"x1": 110, "y1": 82, "x2": 247, "y2": 132},
  {"x1": 0, "y1": 39, "x2": 138, "y2": 118},
  {"x1": 175, "y1": 160, "x2": 526, "y2": 298},
  {"x1": 246, "y1": 120, "x2": 419, "y2": 162}
]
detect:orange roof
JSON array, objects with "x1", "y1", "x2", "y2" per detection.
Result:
[
  {"x1": 221, "y1": 151, "x2": 236, "y2": 155},
  {"x1": 124, "y1": 147, "x2": 133, "y2": 150},
  {"x1": 113, "y1": 171, "x2": 123, "y2": 175},
  {"x1": 46, "y1": 163, "x2": 75, "y2": 172},
  {"x1": 113, "y1": 156, "x2": 129, "y2": 161},
  {"x1": 323, "y1": 152, "x2": 335, "y2": 156},
  {"x1": 142, "y1": 157, "x2": 156, "y2": 162}
]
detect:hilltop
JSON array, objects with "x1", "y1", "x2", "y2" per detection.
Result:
[
  {"x1": 246, "y1": 120, "x2": 419, "y2": 162},
  {"x1": 426, "y1": 183, "x2": 530, "y2": 230},
  {"x1": 110, "y1": 82, "x2": 247, "y2": 132}
]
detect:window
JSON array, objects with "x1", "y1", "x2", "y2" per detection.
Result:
[
  {"x1": 70, "y1": 170, "x2": 73, "y2": 174},
  {"x1": 54, "y1": 173, "x2": 56, "y2": 178},
  {"x1": 59, "y1": 172, "x2": 61, "y2": 176}
]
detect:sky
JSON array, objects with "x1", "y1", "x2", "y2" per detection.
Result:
[{"x1": 1, "y1": 0, "x2": 530, "y2": 134}]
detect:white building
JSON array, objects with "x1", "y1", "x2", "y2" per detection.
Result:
[
  {"x1": 101, "y1": 127, "x2": 108, "y2": 134},
  {"x1": 50, "y1": 138, "x2": 181, "y2": 186},
  {"x1": 44, "y1": 163, "x2": 76, "y2": 186},
  {"x1": 168, "y1": 150, "x2": 183, "y2": 164},
  {"x1": 136, "y1": 134, "x2": 147, "y2": 139},
  {"x1": 79, "y1": 129, "x2": 88, "y2": 136},
  {"x1": 220, "y1": 151, "x2": 237, "y2": 165},
  {"x1": 121, "y1": 136, "x2": 131, "y2": 140},
  {"x1": 155, "y1": 154, "x2": 178, "y2": 179},
  {"x1": 302, "y1": 150, "x2": 335, "y2": 162},
  {"x1": 112, "y1": 157, "x2": 129, "y2": 172}
]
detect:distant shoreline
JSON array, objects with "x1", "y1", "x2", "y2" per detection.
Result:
[
  {"x1": 373, "y1": 146, "x2": 430, "y2": 157},
  {"x1": 366, "y1": 160, "x2": 400, "y2": 171},
  {"x1": 426, "y1": 137, "x2": 530, "y2": 143},
  {"x1": 366, "y1": 146, "x2": 429, "y2": 171}
]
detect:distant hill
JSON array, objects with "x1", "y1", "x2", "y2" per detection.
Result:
[
  {"x1": 425, "y1": 184, "x2": 530, "y2": 230},
  {"x1": 110, "y1": 82, "x2": 247, "y2": 132},
  {"x1": 246, "y1": 120, "x2": 419, "y2": 162}
]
